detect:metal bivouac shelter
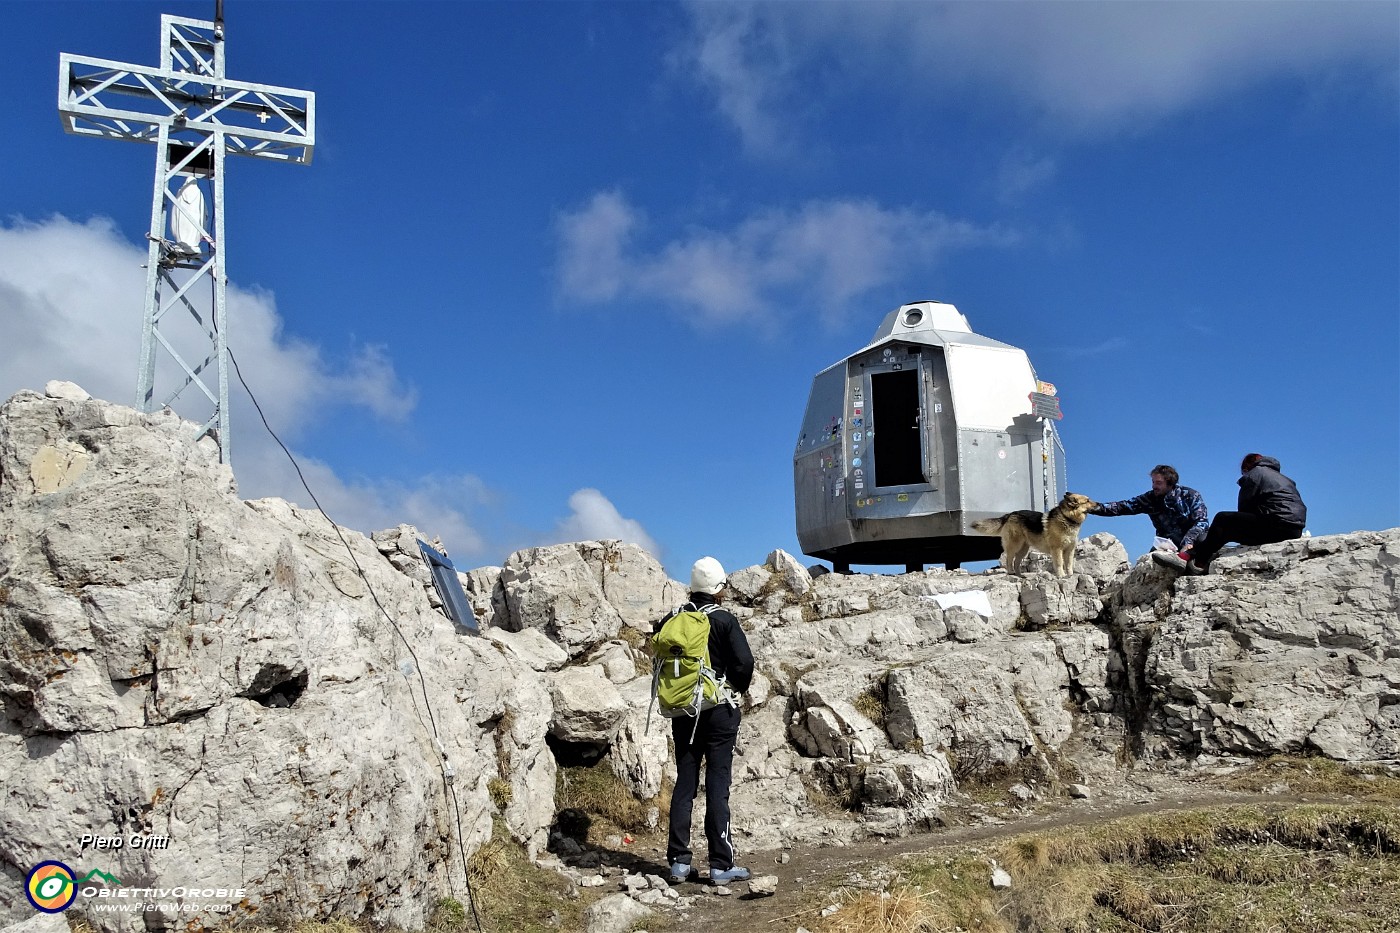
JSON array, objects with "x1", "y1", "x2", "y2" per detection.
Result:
[{"x1": 794, "y1": 300, "x2": 1066, "y2": 573}]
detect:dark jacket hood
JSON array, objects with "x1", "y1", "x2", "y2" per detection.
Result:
[{"x1": 1237, "y1": 456, "x2": 1306, "y2": 526}]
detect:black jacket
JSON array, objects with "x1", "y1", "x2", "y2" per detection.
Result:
[
  {"x1": 655, "y1": 593, "x2": 754, "y2": 693},
  {"x1": 1238, "y1": 456, "x2": 1307, "y2": 527}
]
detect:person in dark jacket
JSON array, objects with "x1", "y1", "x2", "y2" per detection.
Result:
[
  {"x1": 655, "y1": 557, "x2": 754, "y2": 886},
  {"x1": 1175, "y1": 454, "x2": 1307, "y2": 575},
  {"x1": 1091, "y1": 465, "x2": 1210, "y2": 564}
]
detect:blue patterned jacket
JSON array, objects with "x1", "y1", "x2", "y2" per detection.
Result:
[{"x1": 1091, "y1": 485, "x2": 1209, "y2": 551}]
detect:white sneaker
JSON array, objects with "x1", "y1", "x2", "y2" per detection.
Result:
[{"x1": 1151, "y1": 551, "x2": 1187, "y2": 571}]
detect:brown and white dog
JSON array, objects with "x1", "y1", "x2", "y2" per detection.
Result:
[{"x1": 971, "y1": 492, "x2": 1099, "y2": 578}]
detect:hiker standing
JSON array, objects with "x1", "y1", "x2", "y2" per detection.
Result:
[
  {"x1": 655, "y1": 557, "x2": 754, "y2": 885},
  {"x1": 1165, "y1": 453, "x2": 1307, "y2": 575}
]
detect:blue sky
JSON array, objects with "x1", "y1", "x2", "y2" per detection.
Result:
[{"x1": 2, "y1": 1, "x2": 1396, "y2": 581}]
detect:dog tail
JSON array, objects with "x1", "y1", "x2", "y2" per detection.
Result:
[{"x1": 971, "y1": 517, "x2": 1005, "y2": 535}]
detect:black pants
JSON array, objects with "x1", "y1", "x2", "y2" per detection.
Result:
[
  {"x1": 1194, "y1": 511, "x2": 1304, "y2": 567},
  {"x1": 667, "y1": 703, "x2": 740, "y2": 871}
]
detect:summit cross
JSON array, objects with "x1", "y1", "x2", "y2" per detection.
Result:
[{"x1": 59, "y1": 12, "x2": 316, "y2": 463}]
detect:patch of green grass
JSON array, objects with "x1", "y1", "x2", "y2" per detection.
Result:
[{"x1": 815, "y1": 803, "x2": 1400, "y2": 933}]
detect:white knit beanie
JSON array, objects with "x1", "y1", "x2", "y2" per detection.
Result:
[{"x1": 689, "y1": 556, "x2": 727, "y2": 595}]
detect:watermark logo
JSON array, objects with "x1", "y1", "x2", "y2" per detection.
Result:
[
  {"x1": 26, "y1": 861, "x2": 78, "y2": 913},
  {"x1": 24, "y1": 849, "x2": 243, "y2": 917},
  {"x1": 81, "y1": 869, "x2": 123, "y2": 886}
]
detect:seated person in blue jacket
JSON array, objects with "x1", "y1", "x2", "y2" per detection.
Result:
[
  {"x1": 1170, "y1": 453, "x2": 1307, "y2": 575},
  {"x1": 1089, "y1": 464, "x2": 1209, "y2": 566}
]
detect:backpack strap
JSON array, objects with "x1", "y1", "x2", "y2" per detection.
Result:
[{"x1": 693, "y1": 603, "x2": 738, "y2": 709}]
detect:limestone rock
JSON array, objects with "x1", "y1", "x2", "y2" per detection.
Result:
[
  {"x1": 1071, "y1": 532, "x2": 1131, "y2": 581},
  {"x1": 608, "y1": 678, "x2": 670, "y2": 799},
  {"x1": 946, "y1": 605, "x2": 1001, "y2": 642},
  {"x1": 44, "y1": 379, "x2": 92, "y2": 402},
  {"x1": 1123, "y1": 531, "x2": 1400, "y2": 760},
  {"x1": 767, "y1": 548, "x2": 812, "y2": 597},
  {"x1": 748, "y1": 875, "x2": 779, "y2": 896},
  {"x1": 26, "y1": 438, "x2": 91, "y2": 494},
  {"x1": 726, "y1": 564, "x2": 772, "y2": 602},
  {"x1": 500, "y1": 544, "x2": 625, "y2": 656},
  {"x1": 372, "y1": 523, "x2": 435, "y2": 585},
  {"x1": 574, "y1": 539, "x2": 683, "y2": 631},
  {"x1": 0, "y1": 390, "x2": 554, "y2": 932},
  {"x1": 583, "y1": 893, "x2": 651, "y2": 933},
  {"x1": 862, "y1": 752, "x2": 956, "y2": 812},
  {"x1": 789, "y1": 665, "x2": 891, "y2": 760},
  {"x1": 4, "y1": 386, "x2": 1400, "y2": 932},
  {"x1": 460, "y1": 564, "x2": 508, "y2": 629},
  {"x1": 882, "y1": 629, "x2": 1112, "y2": 773},
  {"x1": 1019, "y1": 572, "x2": 1103, "y2": 628},
  {"x1": 0, "y1": 913, "x2": 69, "y2": 933},
  {"x1": 487, "y1": 626, "x2": 570, "y2": 672},
  {"x1": 548, "y1": 666, "x2": 630, "y2": 744},
  {"x1": 589, "y1": 640, "x2": 642, "y2": 683}
]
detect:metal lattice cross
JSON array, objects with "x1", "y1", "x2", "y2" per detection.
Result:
[{"x1": 59, "y1": 14, "x2": 316, "y2": 463}]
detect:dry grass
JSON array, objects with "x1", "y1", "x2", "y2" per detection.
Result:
[
  {"x1": 946, "y1": 745, "x2": 1059, "y2": 805},
  {"x1": 853, "y1": 681, "x2": 888, "y2": 728},
  {"x1": 439, "y1": 822, "x2": 582, "y2": 933},
  {"x1": 486, "y1": 778, "x2": 512, "y2": 810},
  {"x1": 556, "y1": 758, "x2": 669, "y2": 840},
  {"x1": 821, "y1": 886, "x2": 945, "y2": 933},
  {"x1": 614, "y1": 625, "x2": 653, "y2": 680},
  {"x1": 288, "y1": 922, "x2": 363, "y2": 933},
  {"x1": 1216, "y1": 754, "x2": 1400, "y2": 799},
  {"x1": 813, "y1": 802, "x2": 1400, "y2": 933}
]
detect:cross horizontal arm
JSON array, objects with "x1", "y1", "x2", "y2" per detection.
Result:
[{"x1": 59, "y1": 54, "x2": 315, "y2": 163}]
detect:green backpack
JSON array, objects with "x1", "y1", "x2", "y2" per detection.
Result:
[{"x1": 648, "y1": 602, "x2": 736, "y2": 742}]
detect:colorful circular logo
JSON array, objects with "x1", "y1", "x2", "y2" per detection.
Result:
[{"x1": 26, "y1": 861, "x2": 77, "y2": 913}]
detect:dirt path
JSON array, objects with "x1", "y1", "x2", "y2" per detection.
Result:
[{"x1": 649, "y1": 782, "x2": 1380, "y2": 931}]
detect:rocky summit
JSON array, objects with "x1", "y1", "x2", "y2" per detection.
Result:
[{"x1": 1, "y1": 384, "x2": 1397, "y2": 933}]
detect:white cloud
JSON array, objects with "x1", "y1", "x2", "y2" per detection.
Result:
[
  {"x1": 0, "y1": 215, "x2": 665, "y2": 566},
  {"x1": 680, "y1": 1, "x2": 1398, "y2": 148},
  {"x1": 543, "y1": 488, "x2": 661, "y2": 558},
  {"x1": 672, "y1": 3, "x2": 801, "y2": 157},
  {"x1": 0, "y1": 215, "x2": 486, "y2": 557},
  {"x1": 555, "y1": 190, "x2": 638, "y2": 304},
  {"x1": 997, "y1": 150, "x2": 1058, "y2": 205},
  {"x1": 556, "y1": 193, "x2": 1017, "y2": 327},
  {"x1": 235, "y1": 445, "x2": 491, "y2": 559},
  {"x1": 0, "y1": 215, "x2": 417, "y2": 437},
  {"x1": 0, "y1": 215, "x2": 147, "y2": 407}
]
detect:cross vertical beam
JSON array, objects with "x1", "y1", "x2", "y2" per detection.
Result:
[{"x1": 59, "y1": 14, "x2": 315, "y2": 464}]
